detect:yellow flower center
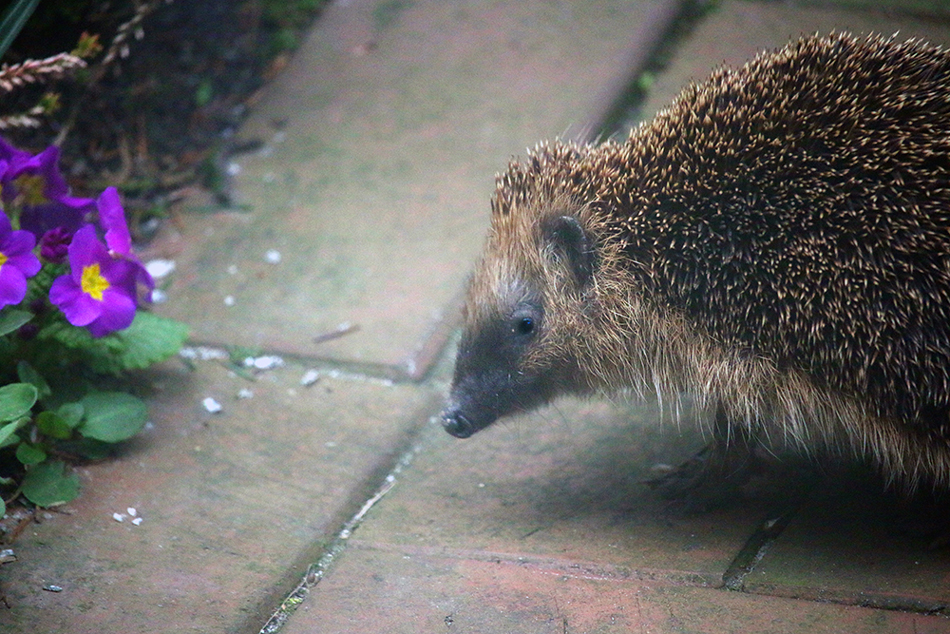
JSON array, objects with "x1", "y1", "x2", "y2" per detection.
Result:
[
  {"x1": 13, "y1": 174, "x2": 49, "y2": 207},
  {"x1": 81, "y1": 263, "x2": 110, "y2": 301},
  {"x1": 0, "y1": 252, "x2": 6, "y2": 269}
]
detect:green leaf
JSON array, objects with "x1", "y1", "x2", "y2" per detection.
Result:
[
  {"x1": 36, "y1": 411, "x2": 73, "y2": 440},
  {"x1": 56, "y1": 402, "x2": 84, "y2": 429},
  {"x1": 17, "y1": 360, "x2": 51, "y2": 399},
  {"x1": 78, "y1": 392, "x2": 148, "y2": 443},
  {"x1": 63, "y1": 437, "x2": 111, "y2": 460},
  {"x1": 16, "y1": 442, "x2": 46, "y2": 466},
  {"x1": 195, "y1": 79, "x2": 214, "y2": 107},
  {"x1": 0, "y1": 308, "x2": 32, "y2": 337},
  {"x1": 21, "y1": 460, "x2": 79, "y2": 507},
  {"x1": 0, "y1": 383, "x2": 37, "y2": 422},
  {"x1": 41, "y1": 312, "x2": 189, "y2": 375},
  {"x1": 0, "y1": 0, "x2": 41, "y2": 61},
  {"x1": 0, "y1": 419, "x2": 22, "y2": 448},
  {"x1": 112, "y1": 312, "x2": 190, "y2": 371},
  {"x1": 0, "y1": 497, "x2": 5, "y2": 518}
]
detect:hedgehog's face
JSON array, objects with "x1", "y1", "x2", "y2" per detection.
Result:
[
  {"x1": 440, "y1": 284, "x2": 549, "y2": 438},
  {"x1": 442, "y1": 213, "x2": 595, "y2": 438}
]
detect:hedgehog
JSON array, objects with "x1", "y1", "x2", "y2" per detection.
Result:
[{"x1": 440, "y1": 32, "x2": 950, "y2": 493}]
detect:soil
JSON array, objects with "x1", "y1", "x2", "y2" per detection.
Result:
[{"x1": 2, "y1": 0, "x2": 325, "y2": 236}]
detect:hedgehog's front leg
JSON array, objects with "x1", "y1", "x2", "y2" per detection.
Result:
[{"x1": 645, "y1": 404, "x2": 767, "y2": 511}]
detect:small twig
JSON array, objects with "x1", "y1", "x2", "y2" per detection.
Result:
[
  {"x1": 3, "y1": 511, "x2": 33, "y2": 545},
  {"x1": 312, "y1": 322, "x2": 360, "y2": 345}
]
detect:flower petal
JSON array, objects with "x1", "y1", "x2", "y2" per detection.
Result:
[
  {"x1": 7, "y1": 251, "x2": 41, "y2": 278},
  {"x1": 0, "y1": 139, "x2": 30, "y2": 169},
  {"x1": 0, "y1": 214, "x2": 40, "y2": 279},
  {"x1": 98, "y1": 187, "x2": 131, "y2": 256},
  {"x1": 50, "y1": 275, "x2": 100, "y2": 327},
  {"x1": 1, "y1": 228, "x2": 35, "y2": 257},
  {"x1": 67, "y1": 225, "x2": 109, "y2": 281},
  {"x1": 12, "y1": 146, "x2": 68, "y2": 198},
  {"x1": 86, "y1": 288, "x2": 136, "y2": 337},
  {"x1": 0, "y1": 264, "x2": 27, "y2": 309},
  {"x1": 39, "y1": 226, "x2": 72, "y2": 264}
]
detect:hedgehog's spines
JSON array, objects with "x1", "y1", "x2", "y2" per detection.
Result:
[{"x1": 467, "y1": 32, "x2": 950, "y2": 489}]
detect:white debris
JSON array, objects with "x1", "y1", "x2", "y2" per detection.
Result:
[
  {"x1": 227, "y1": 264, "x2": 239, "y2": 275},
  {"x1": 237, "y1": 388, "x2": 254, "y2": 399},
  {"x1": 150, "y1": 289, "x2": 168, "y2": 304},
  {"x1": 300, "y1": 369, "x2": 320, "y2": 386},
  {"x1": 113, "y1": 512, "x2": 125, "y2": 522},
  {"x1": 224, "y1": 295, "x2": 236, "y2": 307},
  {"x1": 145, "y1": 259, "x2": 176, "y2": 279},
  {"x1": 180, "y1": 346, "x2": 229, "y2": 361},
  {"x1": 226, "y1": 161, "x2": 241, "y2": 176},
  {"x1": 244, "y1": 355, "x2": 284, "y2": 371},
  {"x1": 264, "y1": 249, "x2": 282, "y2": 264},
  {"x1": 132, "y1": 517, "x2": 143, "y2": 526},
  {"x1": 127, "y1": 507, "x2": 137, "y2": 517},
  {"x1": 202, "y1": 397, "x2": 223, "y2": 414},
  {"x1": 43, "y1": 584, "x2": 63, "y2": 593},
  {"x1": 0, "y1": 548, "x2": 16, "y2": 564}
]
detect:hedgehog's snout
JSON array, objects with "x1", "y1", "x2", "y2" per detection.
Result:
[{"x1": 441, "y1": 408, "x2": 475, "y2": 438}]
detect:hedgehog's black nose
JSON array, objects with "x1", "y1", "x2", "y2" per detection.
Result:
[{"x1": 441, "y1": 410, "x2": 475, "y2": 438}]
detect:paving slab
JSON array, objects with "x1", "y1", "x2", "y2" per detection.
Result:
[
  {"x1": 353, "y1": 399, "x2": 789, "y2": 581},
  {"x1": 0, "y1": 358, "x2": 439, "y2": 633},
  {"x1": 280, "y1": 397, "x2": 808, "y2": 631},
  {"x1": 284, "y1": 545, "x2": 950, "y2": 634},
  {"x1": 147, "y1": 0, "x2": 685, "y2": 379},
  {"x1": 745, "y1": 477, "x2": 950, "y2": 612}
]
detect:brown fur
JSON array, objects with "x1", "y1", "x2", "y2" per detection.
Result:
[{"x1": 444, "y1": 33, "x2": 950, "y2": 489}]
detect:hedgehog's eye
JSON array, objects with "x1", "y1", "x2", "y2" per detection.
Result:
[
  {"x1": 510, "y1": 307, "x2": 540, "y2": 338},
  {"x1": 516, "y1": 317, "x2": 535, "y2": 336}
]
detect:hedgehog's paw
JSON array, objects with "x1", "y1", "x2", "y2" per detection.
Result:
[
  {"x1": 645, "y1": 441, "x2": 752, "y2": 512},
  {"x1": 645, "y1": 434, "x2": 818, "y2": 513},
  {"x1": 645, "y1": 439, "x2": 757, "y2": 512}
]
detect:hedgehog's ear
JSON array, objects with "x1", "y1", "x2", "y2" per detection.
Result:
[{"x1": 544, "y1": 215, "x2": 595, "y2": 289}]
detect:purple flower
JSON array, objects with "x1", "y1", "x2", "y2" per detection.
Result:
[
  {"x1": 49, "y1": 225, "x2": 137, "y2": 337},
  {"x1": 2, "y1": 143, "x2": 95, "y2": 238},
  {"x1": 0, "y1": 137, "x2": 30, "y2": 168},
  {"x1": 0, "y1": 212, "x2": 41, "y2": 310},
  {"x1": 96, "y1": 187, "x2": 154, "y2": 300},
  {"x1": 98, "y1": 187, "x2": 133, "y2": 255},
  {"x1": 39, "y1": 226, "x2": 73, "y2": 264}
]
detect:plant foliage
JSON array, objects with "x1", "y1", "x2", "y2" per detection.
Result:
[{"x1": 0, "y1": 136, "x2": 188, "y2": 512}]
